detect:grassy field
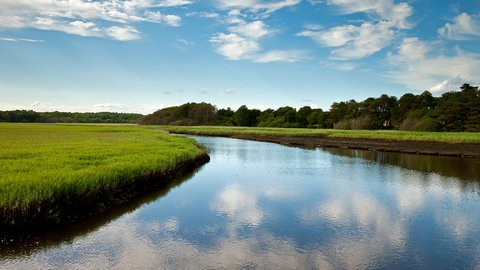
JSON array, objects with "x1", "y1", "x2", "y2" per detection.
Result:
[
  {"x1": 0, "y1": 123, "x2": 205, "y2": 226},
  {"x1": 152, "y1": 125, "x2": 480, "y2": 143}
]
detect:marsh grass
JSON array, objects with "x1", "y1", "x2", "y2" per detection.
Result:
[
  {"x1": 153, "y1": 125, "x2": 480, "y2": 143},
  {"x1": 0, "y1": 123, "x2": 205, "y2": 227}
]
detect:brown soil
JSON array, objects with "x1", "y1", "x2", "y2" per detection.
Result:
[{"x1": 234, "y1": 134, "x2": 480, "y2": 158}]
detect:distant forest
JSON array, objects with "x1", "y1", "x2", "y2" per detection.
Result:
[
  {"x1": 0, "y1": 111, "x2": 142, "y2": 124},
  {"x1": 137, "y1": 83, "x2": 480, "y2": 132}
]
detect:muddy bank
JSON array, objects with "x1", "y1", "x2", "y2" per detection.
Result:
[
  {"x1": 176, "y1": 132, "x2": 480, "y2": 158},
  {"x1": 1, "y1": 152, "x2": 210, "y2": 237},
  {"x1": 237, "y1": 135, "x2": 480, "y2": 158}
]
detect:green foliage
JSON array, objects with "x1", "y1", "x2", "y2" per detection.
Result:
[
  {"x1": 137, "y1": 102, "x2": 217, "y2": 126},
  {"x1": 413, "y1": 116, "x2": 442, "y2": 132},
  {"x1": 135, "y1": 83, "x2": 479, "y2": 133},
  {"x1": 158, "y1": 125, "x2": 480, "y2": 143},
  {"x1": 0, "y1": 110, "x2": 142, "y2": 123}
]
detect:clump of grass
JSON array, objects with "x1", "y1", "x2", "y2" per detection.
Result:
[
  {"x1": 149, "y1": 125, "x2": 480, "y2": 143},
  {"x1": 0, "y1": 123, "x2": 206, "y2": 227}
]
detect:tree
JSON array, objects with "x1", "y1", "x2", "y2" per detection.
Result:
[{"x1": 296, "y1": 106, "x2": 313, "y2": 127}]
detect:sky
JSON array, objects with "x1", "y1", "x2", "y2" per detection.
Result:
[{"x1": 1, "y1": 0, "x2": 479, "y2": 114}]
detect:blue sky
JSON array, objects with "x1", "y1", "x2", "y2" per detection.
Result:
[{"x1": 1, "y1": 0, "x2": 479, "y2": 114}]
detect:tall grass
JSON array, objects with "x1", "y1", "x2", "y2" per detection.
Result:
[
  {"x1": 152, "y1": 125, "x2": 480, "y2": 143},
  {"x1": 0, "y1": 123, "x2": 205, "y2": 225}
]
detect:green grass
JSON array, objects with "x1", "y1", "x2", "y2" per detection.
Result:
[
  {"x1": 0, "y1": 123, "x2": 205, "y2": 224},
  {"x1": 151, "y1": 125, "x2": 480, "y2": 143}
]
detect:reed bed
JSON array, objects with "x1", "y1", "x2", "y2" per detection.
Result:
[
  {"x1": 153, "y1": 125, "x2": 480, "y2": 143},
  {"x1": 0, "y1": 123, "x2": 205, "y2": 226}
]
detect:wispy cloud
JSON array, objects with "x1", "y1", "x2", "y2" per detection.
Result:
[
  {"x1": 387, "y1": 38, "x2": 480, "y2": 93},
  {"x1": 200, "y1": 89, "x2": 208, "y2": 94},
  {"x1": 438, "y1": 13, "x2": 480, "y2": 40},
  {"x1": 162, "y1": 91, "x2": 172, "y2": 94},
  {"x1": 177, "y1": 39, "x2": 194, "y2": 45},
  {"x1": 299, "y1": 0, "x2": 413, "y2": 60},
  {"x1": 222, "y1": 88, "x2": 236, "y2": 93},
  {"x1": 324, "y1": 61, "x2": 358, "y2": 71},
  {"x1": 214, "y1": 0, "x2": 302, "y2": 16},
  {"x1": 0, "y1": 37, "x2": 44, "y2": 42},
  {"x1": 298, "y1": 21, "x2": 396, "y2": 60},
  {"x1": 0, "y1": 0, "x2": 188, "y2": 41},
  {"x1": 210, "y1": 12, "x2": 305, "y2": 63},
  {"x1": 186, "y1": 12, "x2": 220, "y2": 19},
  {"x1": 323, "y1": 0, "x2": 413, "y2": 29}
]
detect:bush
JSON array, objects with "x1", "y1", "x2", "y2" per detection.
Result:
[
  {"x1": 399, "y1": 117, "x2": 419, "y2": 131},
  {"x1": 333, "y1": 120, "x2": 351, "y2": 130},
  {"x1": 413, "y1": 116, "x2": 442, "y2": 132},
  {"x1": 350, "y1": 116, "x2": 374, "y2": 130}
]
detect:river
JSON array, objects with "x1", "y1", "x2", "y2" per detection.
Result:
[{"x1": 1, "y1": 135, "x2": 480, "y2": 269}]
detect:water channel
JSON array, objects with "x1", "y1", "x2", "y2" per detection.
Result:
[{"x1": 2, "y1": 135, "x2": 480, "y2": 269}]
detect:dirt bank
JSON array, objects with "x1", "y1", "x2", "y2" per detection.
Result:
[
  {"x1": 175, "y1": 131, "x2": 480, "y2": 158},
  {"x1": 235, "y1": 135, "x2": 480, "y2": 158}
]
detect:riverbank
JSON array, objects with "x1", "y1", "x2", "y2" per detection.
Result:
[
  {"x1": 230, "y1": 134, "x2": 480, "y2": 158},
  {"x1": 161, "y1": 126, "x2": 480, "y2": 158},
  {"x1": 0, "y1": 124, "x2": 209, "y2": 236}
]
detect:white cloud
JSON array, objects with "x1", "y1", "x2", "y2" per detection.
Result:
[
  {"x1": 154, "y1": 0, "x2": 193, "y2": 7},
  {"x1": 438, "y1": 13, "x2": 480, "y2": 40},
  {"x1": 215, "y1": 0, "x2": 302, "y2": 15},
  {"x1": 223, "y1": 88, "x2": 236, "y2": 93},
  {"x1": 164, "y1": 14, "x2": 181, "y2": 26},
  {"x1": 321, "y1": 61, "x2": 357, "y2": 71},
  {"x1": 228, "y1": 20, "x2": 271, "y2": 39},
  {"x1": 210, "y1": 13, "x2": 304, "y2": 63},
  {"x1": 186, "y1": 12, "x2": 220, "y2": 18},
  {"x1": 298, "y1": 21, "x2": 395, "y2": 60},
  {"x1": 388, "y1": 37, "x2": 428, "y2": 63},
  {"x1": 302, "y1": 99, "x2": 313, "y2": 102},
  {"x1": 177, "y1": 39, "x2": 193, "y2": 45},
  {"x1": 324, "y1": 0, "x2": 413, "y2": 29},
  {"x1": 200, "y1": 89, "x2": 208, "y2": 94},
  {"x1": 144, "y1": 11, "x2": 181, "y2": 26},
  {"x1": 387, "y1": 39, "x2": 480, "y2": 93},
  {"x1": 253, "y1": 50, "x2": 305, "y2": 63},
  {"x1": 0, "y1": 37, "x2": 44, "y2": 42},
  {"x1": 299, "y1": 0, "x2": 414, "y2": 60},
  {"x1": 210, "y1": 33, "x2": 260, "y2": 60},
  {"x1": 207, "y1": 0, "x2": 304, "y2": 63},
  {"x1": 428, "y1": 80, "x2": 450, "y2": 94},
  {"x1": 210, "y1": 33, "x2": 305, "y2": 62},
  {"x1": 105, "y1": 26, "x2": 141, "y2": 41},
  {"x1": 0, "y1": 0, "x2": 186, "y2": 40},
  {"x1": 308, "y1": 0, "x2": 325, "y2": 5}
]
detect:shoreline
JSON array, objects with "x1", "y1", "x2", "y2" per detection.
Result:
[
  {"x1": 175, "y1": 131, "x2": 480, "y2": 158},
  {"x1": 1, "y1": 152, "x2": 210, "y2": 237}
]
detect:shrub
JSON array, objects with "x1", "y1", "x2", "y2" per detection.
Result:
[
  {"x1": 413, "y1": 116, "x2": 442, "y2": 132},
  {"x1": 399, "y1": 117, "x2": 419, "y2": 131}
]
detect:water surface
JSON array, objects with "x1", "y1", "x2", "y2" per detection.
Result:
[{"x1": 1, "y1": 136, "x2": 480, "y2": 269}]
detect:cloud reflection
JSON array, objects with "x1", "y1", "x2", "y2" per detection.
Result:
[{"x1": 210, "y1": 185, "x2": 264, "y2": 226}]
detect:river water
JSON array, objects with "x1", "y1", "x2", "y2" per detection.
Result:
[{"x1": 2, "y1": 136, "x2": 480, "y2": 269}]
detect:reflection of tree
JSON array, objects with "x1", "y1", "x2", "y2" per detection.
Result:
[{"x1": 325, "y1": 148, "x2": 480, "y2": 187}]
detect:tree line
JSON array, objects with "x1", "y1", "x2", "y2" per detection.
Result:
[
  {"x1": 137, "y1": 83, "x2": 480, "y2": 132},
  {"x1": 0, "y1": 110, "x2": 142, "y2": 124}
]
